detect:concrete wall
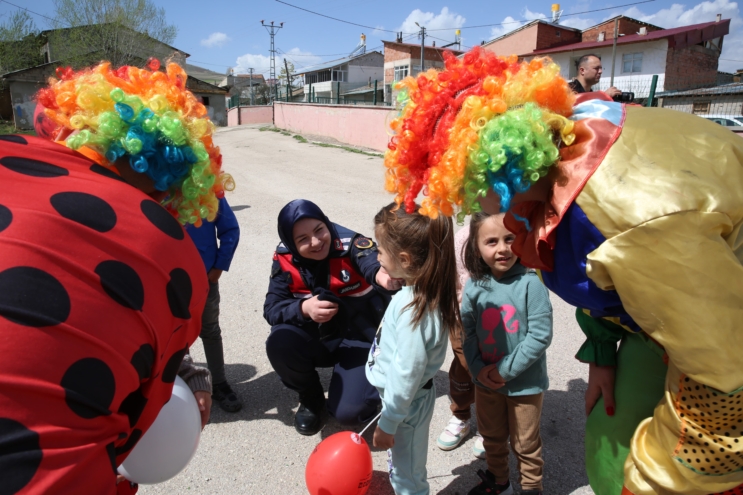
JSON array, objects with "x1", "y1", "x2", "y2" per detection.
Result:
[
  {"x1": 227, "y1": 106, "x2": 273, "y2": 127},
  {"x1": 193, "y1": 91, "x2": 227, "y2": 127},
  {"x1": 273, "y1": 102, "x2": 394, "y2": 152},
  {"x1": 660, "y1": 96, "x2": 743, "y2": 116}
]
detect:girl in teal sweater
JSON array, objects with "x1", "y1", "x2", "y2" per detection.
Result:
[
  {"x1": 461, "y1": 212, "x2": 553, "y2": 495},
  {"x1": 366, "y1": 203, "x2": 460, "y2": 495}
]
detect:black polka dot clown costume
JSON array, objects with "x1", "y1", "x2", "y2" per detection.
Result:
[{"x1": 0, "y1": 60, "x2": 231, "y2": 493}]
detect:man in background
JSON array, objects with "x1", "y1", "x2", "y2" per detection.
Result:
[{"x1": 569, "y1": 54, "x2": 621, "y2": 98}]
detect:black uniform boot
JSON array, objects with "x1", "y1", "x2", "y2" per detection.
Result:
[{"x1": 294, "y1": 394, "x2": 327, "y2": 436}]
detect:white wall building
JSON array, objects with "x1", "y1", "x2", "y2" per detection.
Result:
[{"x1": 297, "y1": 51, "x2": 384, "y2": 103}]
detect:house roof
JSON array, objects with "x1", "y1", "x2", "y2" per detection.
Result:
[
  {"x1": 530, "y1": 19, "x2": 730, "y2": 56},
  {"x1": 341, "y1": 85, "x2": 382, "y2": 96},
  {"x1": 656, "y1": 82, "x2": 743, "y2": 97},
  {"x1": 40, "y1": 24, "x2": 189, "y2": 57},
  {"x1": 295, "y1": 50, "x2": 383, "y2": 75},
  {"x1": 1, "y1": 57, "x2": 226, "y2": 94}
]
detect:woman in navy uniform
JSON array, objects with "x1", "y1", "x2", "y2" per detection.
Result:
[{"x1": 264, "y1": 200, "x2": 400, "y2": 435}]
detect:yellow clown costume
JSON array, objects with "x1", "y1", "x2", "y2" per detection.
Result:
[{"x1": 382, "y1": 47, "x2": 743, "y2": 495}]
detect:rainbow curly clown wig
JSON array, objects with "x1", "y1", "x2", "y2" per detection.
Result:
[
  {"x1": 385, "y1": 46, "x2": 576, "y2": 221},
  {"x1": 36, "y1": 59, "x2": 233, "y2": 226}
]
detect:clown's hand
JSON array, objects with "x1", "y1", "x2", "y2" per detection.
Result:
[{"x1": 585, "y1": 362, "x2": 616, "y2": 417}]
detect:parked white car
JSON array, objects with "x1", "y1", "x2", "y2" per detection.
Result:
[{"x1": 701, "y1": 115, "x2": 743, "y2": 127}]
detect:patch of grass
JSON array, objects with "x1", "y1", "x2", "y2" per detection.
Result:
[
  {"x1": 313, "y1": 142, "x2": 383, "y2": 158},
  {"x1": 293, "y1": 134, "x2": 308, "y2": 143},
  {"x1": 259, "y1": 126, "x2": 280, "y2": 132},
  {"x1": 0, "y1": 120, "x2": 36, "y2": 136}
]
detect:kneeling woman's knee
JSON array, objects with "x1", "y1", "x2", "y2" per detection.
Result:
[
  {"x1": 330, "y1": 399, "x2": 380, "y2": 426},
  {"x1": 265, "y1": 326, "x2": 308, "y2": 362}
]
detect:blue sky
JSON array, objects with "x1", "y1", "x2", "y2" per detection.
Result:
[{"x1": 3, "y1": 0, "x2": 742, "y2": 73}]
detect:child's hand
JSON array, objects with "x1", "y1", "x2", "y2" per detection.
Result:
[
  {"x1": 487, "y1": 366, "x2": 505, "y2": 385},
  {"x1": 373, "y1": 425, "x2": 395, "y2": 449},
  {"x1": 301, "y1": 296, "x2": 339, "y2": 323},
  {"x1": 194, "y1": 391, "x2": 211, "y2": 430},
  {"x1": 477, "y1": 364, "x2": 505, "y2": 390},
  {"x1": 375, "y1": 267, "x2": 404, "y2": 291}
]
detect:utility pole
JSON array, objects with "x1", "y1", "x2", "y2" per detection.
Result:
[
  {"x1": 610, "y1": 18, "x2": 619, "y2": 87},
  {"x1": 415, "y1": 22, "x2": 426, "y2": 75},
  {"x1": 248, "y1": 68, "x2": 255, "y2": 105},
  {"x1": 261, "y1": 20, "x2": 284, "y2": 103},
  {"x1": 283, "y1": 58, "x2": 291, "y2": 102}
]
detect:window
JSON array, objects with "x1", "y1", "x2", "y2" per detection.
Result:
[
  {"x1": 331, "y1": 69, "x2": 347, "y2": 82},
  {"x1": 394, "y1": 65, "x2": 409, "y2": 81},
  {"x1": 692, "y1": 101, "x2": 710, "y2": 114},
  {"x1": 622, "y1": 53, "x2": 643, "y2": 73},
  {"x1": 201, "y1": 97, "x2": 210, "y2": 106}
]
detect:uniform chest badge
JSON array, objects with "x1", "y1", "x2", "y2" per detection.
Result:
[{"x1": 340, "y1": 269, "x2": 351, "y2": 283}]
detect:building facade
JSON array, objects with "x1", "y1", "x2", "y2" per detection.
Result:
[
  {"x1": 382, "y1": 41, "x2": 464, "y2": 104},
  {"x1": 481, "y1": 16, "x2": 731, "y2": 98},
  {"x1": 297, "y1": 51, "x2": 384, "y2": 103}
]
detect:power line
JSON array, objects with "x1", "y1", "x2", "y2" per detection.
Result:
[
  {"x1": 0, "y1": 0, "x2": 56, "y2": 23},
  {"x1": 427, "y1": 0, "x2": 657, "y2": 31},
  {"x1": 275, "y1": 0, "x2": 403, "y2": 33},
  {"x1": 276, "y1": 0, "x2": 658, "y2": 35}
]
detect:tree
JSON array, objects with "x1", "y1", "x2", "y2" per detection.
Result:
[
  {"x1": 50, "y1": 0, "x2": 178, "y2": 68},
  {"x1": 0, "y1": 10, "x2": 43, "y2": 77},
  {"x1": 279, "y1": 60, "x2": 298, "y2": 88},
  {"x1": 254, "y1": 84, "x2": 271, "y2": 105}
]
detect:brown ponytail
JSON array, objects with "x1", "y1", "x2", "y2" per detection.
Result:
[{"x1": 374, "y1": 203, "x2": 460, "y2": 333}]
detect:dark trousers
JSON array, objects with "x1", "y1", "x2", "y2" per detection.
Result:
[
  {"x1": 200, "y1": 282, "x2": 226, "y2": 384},
  {"x1": 265, "y1": 324, "x2": 380, "y2": 425}
]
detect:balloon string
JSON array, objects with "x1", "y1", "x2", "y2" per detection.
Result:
[{"x1": 358, "y1": 411, "x2": 382, "y2": 436}]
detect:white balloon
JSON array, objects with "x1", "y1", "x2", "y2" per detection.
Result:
[{"x1": 118, "y1": 375, "x2": 201, "y2": 484}]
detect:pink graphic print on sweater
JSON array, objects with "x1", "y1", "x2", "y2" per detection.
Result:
[{"x1": 479, "y1": 305, "x2": 519, "y2": 363}]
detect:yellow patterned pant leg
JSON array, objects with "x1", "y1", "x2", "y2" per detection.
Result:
[{"x1": 623, "y1": 363, "x2": 743, "y2": 495}]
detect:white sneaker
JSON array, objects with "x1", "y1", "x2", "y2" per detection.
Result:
[
  {"x1": 436, "y1": 417, "x2": 471, "y2": 451},
  {"x1": 472, "y1": 434, "x2": 486, "y2": 459}
]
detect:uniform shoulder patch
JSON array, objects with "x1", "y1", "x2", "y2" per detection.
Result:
[{"x1": 354, "y1": 237, "x2": 374, "y2": 249}]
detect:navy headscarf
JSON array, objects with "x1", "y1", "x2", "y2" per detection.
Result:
[{"x1": 277, "y1": 199, "x2": 340, "y2": 289}]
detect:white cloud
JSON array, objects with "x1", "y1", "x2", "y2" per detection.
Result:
[
  {"x1": 490, "y1": 8, "x2": 546, "y2": 39},
  {"x1": 234, "y1": 53, "x2": 271, "y2": 75},
  {"x1": 397, "y1": 7, "x2": 466, "y2": 36},
  {"x1": 201, "y1": 32, "x2": 230, "y2": 48},
  {"x1": 235, "y1": 48, "x2": 324, "y2": 76},
  {"x1": 281, "y1": 48, "x2": 323, "y2": 70},
  {"x1": 560, "y1": 17, "x2": 596, "y2": 30}
]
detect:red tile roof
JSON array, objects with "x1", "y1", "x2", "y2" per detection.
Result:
[{"x1": 529, "y1": 19, "x2": 730, "y2": 56}]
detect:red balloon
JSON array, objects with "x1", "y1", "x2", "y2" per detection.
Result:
[
  {"x1": 305, "y1": 432, "x2": 373, "y2": 495},
  {"x1": 33, "y1": 103, "x2": 60, "y2": 141}
]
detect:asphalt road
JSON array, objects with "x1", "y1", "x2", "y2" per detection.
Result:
[{"x1": 140, "y1": 125, "x2": 594, "y2": 495}]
